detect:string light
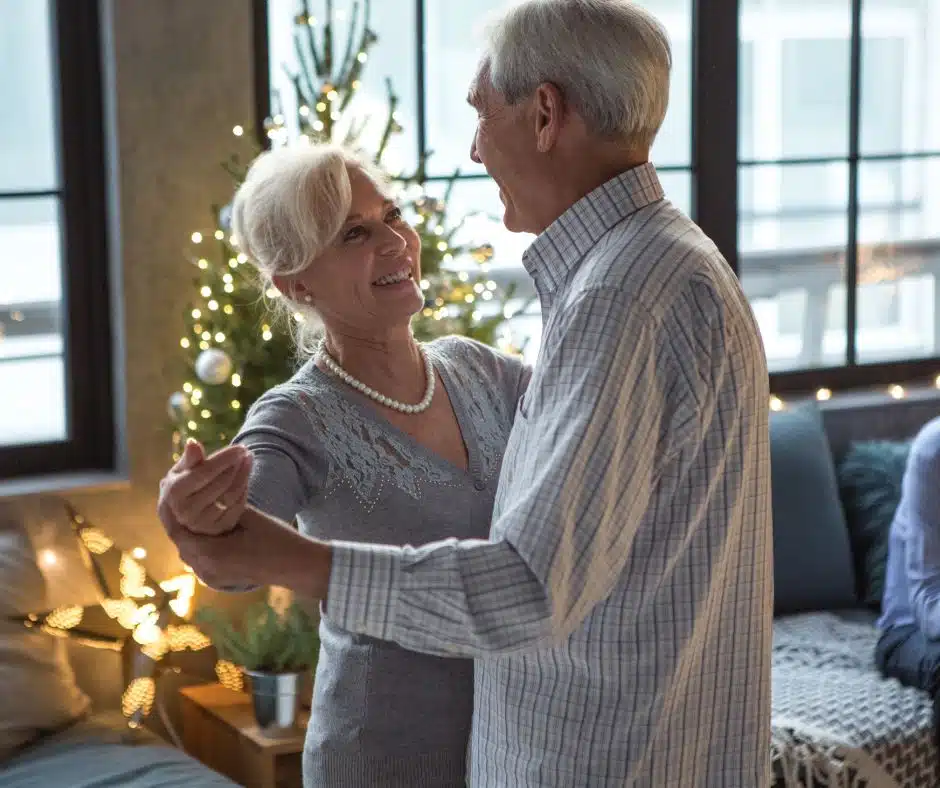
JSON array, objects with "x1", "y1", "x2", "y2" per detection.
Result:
[
  {"x1": 214, "y1": 230, "x2": 224, "y2": 240},
  {"x1": 232, "y1": 125, "x2": 244, "y2": 137},
  {"x1": 191, "y1": 232, "x2": 202, "y2": 244}
]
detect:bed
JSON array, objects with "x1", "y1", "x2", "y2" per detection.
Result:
[{"x1": 0, "y1": 710, "x2": 239, "y2": 788}]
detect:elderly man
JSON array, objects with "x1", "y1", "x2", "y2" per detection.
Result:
[
  {"x1": 877, "y1": 416, "x2": 940, "y2": 744},
  {"x1": 160, "y1": 1, "x2": 773, "y2": 784}
]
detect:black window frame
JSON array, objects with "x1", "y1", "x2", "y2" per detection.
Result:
[
  {"x1": 0, "y1": 0, "x2": 115, "y2": 483},
  {"x1": 253, "y1": 0, "x2": 940, "y2": 398}
]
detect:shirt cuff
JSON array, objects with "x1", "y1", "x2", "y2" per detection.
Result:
[{"x1": 325, "y1": 540, "x2": 403, "y2": 641}]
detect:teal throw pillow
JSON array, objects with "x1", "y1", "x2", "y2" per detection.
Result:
[{"x1": 837, "y1": 440, "x2": 911, "y2": 609}]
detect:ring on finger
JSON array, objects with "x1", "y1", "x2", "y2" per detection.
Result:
[{"x1": 212, "y1": 500, "x2": 229, "y2": 512}]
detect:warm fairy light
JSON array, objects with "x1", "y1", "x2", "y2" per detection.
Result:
[
  {"x1": 214, "y1": 332, "x2": 225, "y2": 342},
  {"x1": 161, "y1": 573, "x2": 197, "y2": 618},
  {"x1": 473, "y1": 283, "x2": 485, "y2": 293},
  {"x1": 236, "y1": 253, "x2": 248, "y2": 264},
  {"x1": 223, "y1": 304, "x2": 235, "y2": 315},
  {"x1": 815, "y1": 388, "x2": 831, "y2": 401},
  {"x1": 201, "y1": 409, "x2": 211, "y2": 419},
  {"x1": 436, "y1": 241, "x2": 448, "y2": 251},
  {"x1": 231, "y1": 400, "x2": 241, "y2": 410},
  {"x1": 299, "y1": 105, "x2": 310, "y2": 116},
  {"x1": 201, "y1": 331, "x2": 211, "y2": 341},
  {"x1": 191, "y1": 232, "x2": 202, "y2": 244},
  {"x1": 316, "y1": 101, "x2": 327, "y2": 112},
  {"x1": 352, "y1": 80, "x2": 361, "y2": 89},
  {"x1": 326, "y1": 89, "x2": 338, "y2": 101},
  {"x1": 187, "y1": 420, "x2": 197, "y2": 431},
  {"x1": 464, "y1": 294, "x2": 475, "y2": 303},
  {"x1": 119, "y1": 554, "x2": 148, "y2": 598},
  {"x1": 122, "y1": 677, "x2": 156, "y2": 718},
  {"x1": 215, "y1": 660, "x2": 244, "y2": 693},
  {"x1": 200, "y1": 286, "x2": 211, "y2": 297},
  {"x1": 232, "y1": 125, "x2": 244, "y2": 136},
  {"x1": 102, "y1": 598, "x2": 140, "y2": 629},
  {"x1": 79, "y1": 527, "x2": 113, "y2": 555},
  {"x1": 889, "y1": 384, "x2": 905, "y2": 399},
  {"x1": 183, "y1": 382, "x2": 193, "y2": 393},
  {"x1": 165, "y1": 624, "x2": 211, "y2": 652},
  {"x1": 458, "y1": 271, "x2": 469, "y2": 282},
  {"x1": 224, "y1": 283, "x2": 234, "y2": 293},
  {"x1": 39, "y1": 549, "x2": 58, "y2": 567},
  {"x1": 131, "y1": 546, "x2": 147, "y2": 560},
  {"x1": 191, "y1": 308, "x2": 201, "y2": 319},
  {"x1": 214, "y1": 230, "x2": 224, "y2": 240},
  {"x1": 228, "y1": 258, "x2": 238, "y2": 269},
  {"x1": 45, "y1": 605, "x2": 83, "y2": 630},
  {"x1": 208, "y1": 300, "x2": 219, "y2": 311},
  {"x1": 481, "y1": 291, "x2": 494, "y2": 301},
  {"x1": 197, "y1": 258, "x2": 208, "y2": 269},
  {"x1": 420, "y1": 279, "x2": 430, "y2": 290},
  {"x1": 357, "y1": 52, "x2": 368, "y2": 63},
  {"x1": 769, "y1": 396, "x2": 784, "y2": 411},
  {"x1": 231, "y1": 373, "x2": 242, "y2": 387},
  {"x1": 313, "y1": 120, "x2": 325, "y2": 132},
  {"x1": 180, "y1": 338, "x2": 190, "y2": 348}
]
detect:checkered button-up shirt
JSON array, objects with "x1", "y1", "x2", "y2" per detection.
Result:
[{"x1": 328, "y1": 163, "x2": 773, "y2": 787}]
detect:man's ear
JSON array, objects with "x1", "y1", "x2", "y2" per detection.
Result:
[{"x1": 534, "y1": 82, "x2": 565, "y2": 153}]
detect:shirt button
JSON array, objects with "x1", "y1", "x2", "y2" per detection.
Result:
[{"x1": 474, "y1": 479, "x2": 486, "y2": 491}]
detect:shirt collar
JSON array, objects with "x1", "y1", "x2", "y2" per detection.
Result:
[{"x1": 521, "y1": 162, "x2": 665, "y2": 295}]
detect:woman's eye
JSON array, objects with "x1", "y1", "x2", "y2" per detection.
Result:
[
  {"x1": 343, "y1": 226, "x2": 366, "y2": 243},
  {"x1": 385, "y1": 207, "x2": 403, "y2": 222}
]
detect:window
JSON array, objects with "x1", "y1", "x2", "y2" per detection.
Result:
[
  {"x1": 0, "y1": 0, "x2": 114, "y2": 483},
  {"x1": 259, "y1": 0, "x2": 940, "y2": 392},
  {"x1": 737, "y1": 0, "x2": 940, "y2": 380}
]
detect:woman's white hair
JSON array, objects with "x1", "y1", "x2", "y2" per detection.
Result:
[
  {"x1": 482, "y1": 0, "x2": 672, "y2": 149},
  {"x1": 231, "y1": 143, "x2": 389, "y2": 357}
]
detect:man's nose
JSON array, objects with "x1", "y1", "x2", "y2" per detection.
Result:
[{"x1": 470, "y1": 130, "x2": 482, "y2": 164}]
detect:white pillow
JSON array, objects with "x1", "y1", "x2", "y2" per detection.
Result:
[{"x1": 0, "y1": 502, "x2": 91, "y2": 761}]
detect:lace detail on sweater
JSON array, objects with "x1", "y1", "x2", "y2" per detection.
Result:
[
  {"x1": 429, "y1": 347, "x2": 514, "y2": 482},
  {"x1": 278, "y1": 381, "x2": 459, "y2": 508}
]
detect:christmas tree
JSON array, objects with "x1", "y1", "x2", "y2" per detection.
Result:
[{"x1": 167, "y1": 0, "x2": 524, "y2": 458}]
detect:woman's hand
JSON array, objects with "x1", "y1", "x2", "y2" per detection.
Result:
[{"x1": 158, "y1": 439, "x2": 252, "y2": 536}]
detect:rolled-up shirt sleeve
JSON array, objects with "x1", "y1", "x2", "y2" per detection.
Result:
[{"x1": 326, "y1": 289, "x2": 702, "y2": 657}]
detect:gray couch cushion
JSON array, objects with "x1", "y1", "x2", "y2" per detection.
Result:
[{"x1": 771, "y1": 404, "x2": 857, "y2": 614}]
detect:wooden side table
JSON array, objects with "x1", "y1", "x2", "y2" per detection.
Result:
[{"x1": 179, "y1": 683, "x2": 308, "y2": 788}]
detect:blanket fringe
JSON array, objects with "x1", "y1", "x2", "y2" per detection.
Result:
[{"x1": 771, "y1": 729, "x2": 898, "y2": 788}]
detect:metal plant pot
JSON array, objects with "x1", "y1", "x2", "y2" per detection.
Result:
[{"x1": 245, "y1": 670, "x2": 302, "y2": 730}]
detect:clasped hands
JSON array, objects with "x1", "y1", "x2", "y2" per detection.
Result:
[{"x1": 157, "y1": 439, "x2": 331, "y2": 598}]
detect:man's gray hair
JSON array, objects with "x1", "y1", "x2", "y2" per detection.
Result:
[
  {"x1": 482, "y1": 0, "x2": 672, "y2": 148},
  {"x1": 231, "y1": 143, "x2": 389, "y2": 356}
]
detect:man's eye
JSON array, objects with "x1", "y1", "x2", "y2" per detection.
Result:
[{"x1": 343, "y1": 226, "x2": 366, "y2": 242}]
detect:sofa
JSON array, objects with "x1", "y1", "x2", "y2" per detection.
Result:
[{"x1": 769, "y1": 389, "x2": 940, "y2": 788}]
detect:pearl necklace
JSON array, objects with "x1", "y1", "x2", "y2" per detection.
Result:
[{"x1": 316, "y1": 341, "x2": 435, "y2": 414}]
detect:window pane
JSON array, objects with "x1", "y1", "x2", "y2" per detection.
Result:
[
  {"x1": 267, "y1": 0, "x2": 418, "y2": 173},
  {"x1": 0, "y1": 197, "x2": 66, "y2": 446},
  {"x1": 861, "y1": 0, "x2": 940, "y2": 155},
  {"x1": 739, "y1": 1, "x2": 852, "y2": 162},
  {"x1": 854, "y1": 156, "x2": 940, "y2": 363},
  {"x1": 738, "y1": 162, "x2": 849, "y2": 372},
  {"x1": 0, "y1": 0, "x2": 58, "y2": 191},
  {"x1": 423, "y1": 0, "x2": 691, "y2": 177}
]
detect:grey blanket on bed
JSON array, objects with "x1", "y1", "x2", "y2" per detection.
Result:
[{"x1": 0, "y1": 711, "x2": 238, "y2": 787}]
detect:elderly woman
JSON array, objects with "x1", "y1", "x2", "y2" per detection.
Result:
[{"x1": 158, "y1": 144, "x2": 529, "y2": 787}]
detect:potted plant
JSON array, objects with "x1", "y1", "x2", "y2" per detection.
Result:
[{"x1": 196, "y1": 600, "x2": 320, "y2": 731}]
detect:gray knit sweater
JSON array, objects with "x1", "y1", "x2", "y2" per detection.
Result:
[{"x1": 234, "y1": 336, "x2": 529, "y2": 787}]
